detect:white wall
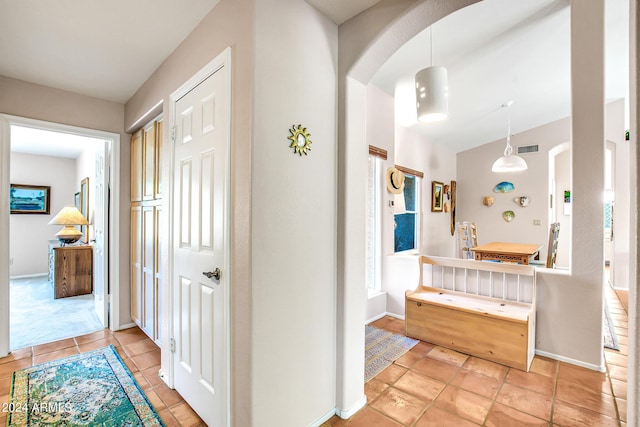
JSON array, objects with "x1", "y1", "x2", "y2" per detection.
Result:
[
  {"x1": 9, "y1": 152, "x2": 76, "y2": 276},
  {"x1": 365, "y1": 83, "x2": 458, "y2": 319},
  {"x1": 0, "y1": 76, "x2": 129, "y2": 327},
  {"x1": 384, "y1": 126, "x2": 456, "y2": 317},
  {"x1": 252, "y1": 0, "x2": 338, "y2": 425},
  {"x1": 553, "y1": 147, "x2": 570, "y2": 268},
  {"x1": 457, "y1": 117, "x2": 568, "y2": 259},
  {"x1": 366, "y1": 84, "x2": 394, "y2": 320},
  {"x1": 457, "y1": 99, "x2": 626, "y2": 268},
  {"x1": 395, "y1": 126, "x2": 457, "y2": 257}
]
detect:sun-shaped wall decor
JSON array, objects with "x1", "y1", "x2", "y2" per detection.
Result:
[{"x1": 288, "y1": 124, "x2": 312, "y2": 156}]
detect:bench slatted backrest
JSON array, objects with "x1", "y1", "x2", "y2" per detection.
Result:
[{"x1": 418, "y1": 255, "x2": 536, "y2": 304}]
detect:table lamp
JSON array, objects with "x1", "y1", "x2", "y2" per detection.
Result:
[{"x1": 48, "y1": 206, "x2": 89, "y2": 245}]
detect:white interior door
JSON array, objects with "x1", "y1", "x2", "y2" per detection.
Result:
[
  {"x1": 171, "y1": 58, "x2": 230, "y2": 427},
  {"x1": 93, "y1": 141, "x2": 108, "y2": 326}
]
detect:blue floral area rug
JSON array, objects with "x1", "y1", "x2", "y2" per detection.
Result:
[
  {"x1": 7, "y1": 345, "x2": 165, "y2": 426},
  {"x1": 365, "y1": 325, "x2": 418, "y2": 383}
]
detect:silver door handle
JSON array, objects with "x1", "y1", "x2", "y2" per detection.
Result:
[{"x1": 203, "y1": 268, "x2": 221, "y2": 280}]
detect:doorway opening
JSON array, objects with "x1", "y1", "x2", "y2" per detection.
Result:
[{"x1": 0, "y1": 115, "x2": 121, "y2": 355}]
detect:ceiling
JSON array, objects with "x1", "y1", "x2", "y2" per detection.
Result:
[
  {"x1": 305, "y1": 0, "x2": 382, "y2": 25},
  {"x1": 0, "y1": 0, "x2": 220, "y2": 104},
  {"x1": 370, "y1": 0, "x2": 629, "y2": 152},
  {"x1": 11, "y1": 125, "x2": 103, "y2": 159},
  {"x1": 1, "y1": 0, "x2": 219, "y2": 157},
  {"x1": 2, "y1": 0, "x2": 629, "y2": 156}
]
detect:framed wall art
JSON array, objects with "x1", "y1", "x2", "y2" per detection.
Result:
[
  {"x1": 10, "y1": 184, "x2": 51, "y2": 214},
  {"x1": 431, "y1": 181, "x2": 444, "y2": 212}
]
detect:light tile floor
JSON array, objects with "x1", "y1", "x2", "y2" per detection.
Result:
[
  {"x1": 0, "y1": 327, "x2": 205, "y2": 427},
  {"x1": 0, "y1": 285, "x2": 630, "y2": 427},
  {"x1": 324, "y1": 284, "x2": 629, "y2": 426}
]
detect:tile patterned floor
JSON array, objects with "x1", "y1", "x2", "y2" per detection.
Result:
[
  {"x1": 0, "y1": 327, "x2": 205, "y2": 427},
  {"x1": 324, "y1": 285, "x2": 629, "y2": 427},
  {"x1": 0, "y1": 285, "x2": 630, "y2": 427}
]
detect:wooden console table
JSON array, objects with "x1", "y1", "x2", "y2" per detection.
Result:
[
  {"x1": 48, "y1": 241, "x2": 93, "y2": 298},
  {"x1": 472, "y1": 242, "x2": 541, "y2": 265}
]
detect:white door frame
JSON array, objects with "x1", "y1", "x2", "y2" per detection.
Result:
[
  {"x1": 159, "y1": 47, "x2": 232, "y2": 425},
  {"x1": 0, "y1": 114, "x2": 121, "y2": 356},
  {"x1": 0, "y1": 115, "x2": 11, "y2": 357}
]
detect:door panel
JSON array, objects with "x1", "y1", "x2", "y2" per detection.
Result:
[
  {"x1": 131, "y1": 206, "x2": 142, "y2": 325},
  {"x1": 172, "y1": 61, "x2": 229, "y2": 427},
  {"x1": 131, "y1": 131, "x2": 143, "y2": 202},
  {"x1": 142, "y1": 205, "x2": 155, "y2": 337},
  {"x1": 155, "y1": 119, "x2": 164, "y2": 199},
  {"x1": 200, "y1": 151, "x2": 215, "y2": 250},
  {"x1": 143, "y1": 121, "x2": 157, "y2": 201}
]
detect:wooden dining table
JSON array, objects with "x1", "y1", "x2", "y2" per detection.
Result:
[{"x1": 472, "y1": 242, "x2": 542, "y2": 265}]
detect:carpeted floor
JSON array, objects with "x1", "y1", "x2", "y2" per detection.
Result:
[{"x1": 10, "y1": 276, "x2": 104, "y2": 351}]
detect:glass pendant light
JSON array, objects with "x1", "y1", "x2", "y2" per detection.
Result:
[
  {"x1": 415, "y1": 26, "x2": 448, "y2": 123},
  {"x1": 492, "y1": 101, "x2": 528, "y2": 172}
]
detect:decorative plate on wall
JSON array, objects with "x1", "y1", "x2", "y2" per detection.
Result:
[
  {"x1": 503, "y1": 210, "x2": 515, "y2": 222},
  {"x1": 494, "y1": 181, "x2": 515, "y2": 193}
]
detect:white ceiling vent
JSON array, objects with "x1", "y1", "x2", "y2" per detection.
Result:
[{"x1": 517, "y1": 144, "x2": 539, "y2": 154}]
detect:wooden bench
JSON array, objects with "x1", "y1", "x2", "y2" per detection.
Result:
[{"x1": 405, "y1": 255, "x2": 536, "y2": 371}]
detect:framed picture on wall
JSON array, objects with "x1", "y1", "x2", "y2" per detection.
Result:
[
  {"x1": 10, "y1": 184, "x2": 51, "y2": 214},
  {"x1": 431, "y1": 181, "x2": 444, "y2": 212}
]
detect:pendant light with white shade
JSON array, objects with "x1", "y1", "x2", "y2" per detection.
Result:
[
  {"x1": 492, "y1": 101, "x2": 528, "y2": 172},
  {"x1": 415, "y1": 26, "x2": 448, "y2": 123}
]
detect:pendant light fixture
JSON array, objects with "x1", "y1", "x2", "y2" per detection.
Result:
[
  {"x1": 492, "y1": 101, "x2": 528, "y2": 172},
  {"x1": 415, "y1": 26, "x2": 448, "y2": 123}
]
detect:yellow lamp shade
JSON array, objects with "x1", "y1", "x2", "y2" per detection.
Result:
[{"x1": 49, "y1": 206, "x2": 88, "y2": 245}]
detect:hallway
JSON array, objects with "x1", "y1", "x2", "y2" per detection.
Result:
[
  {"x1": 0, "y1": 285, "x2": 630, "y2": 426},
  {"x1": 0, "y1": 327, "x2": 205, "y2": 426}
]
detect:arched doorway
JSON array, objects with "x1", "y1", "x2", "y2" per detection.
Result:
[{"x1": 336, "y1": 0, "x2": 628, "y2": 421}]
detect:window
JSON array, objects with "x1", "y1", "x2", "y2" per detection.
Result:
[
  {"x1": 394, "y1": 174, "x2": 420, "y2": 252},
  {"x1": 366, "y1": 155, "x2": 382, "y2": 292}
]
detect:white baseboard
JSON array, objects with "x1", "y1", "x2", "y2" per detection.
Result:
[
  {"x1": 535, "y1": 349, "x2": 605, "y2": 372},
  {"x1": 116, "y1": 322, "x2": 137, "y2": 331},
  {"x1": 366, "y1": 311, "x2": 405, "y2": 324},
  {"x1": 386, "y1": 312, "x2": 405, "y2": 321},
  {"x1": 335, "y1": 395, "x2": 367, "y2": 420},
  {"x1": 9, "y1": 273, "x2": 47, "y2": 279},
  {"x1": 308, "y1": 407, "x2": 337, "y2": 427},
  {"x1": 158, "y1": 368, "x2": 172, "y2": 387},
  {"x1": 366, "y1": 312, "x2": 387, "y2": 324}
]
